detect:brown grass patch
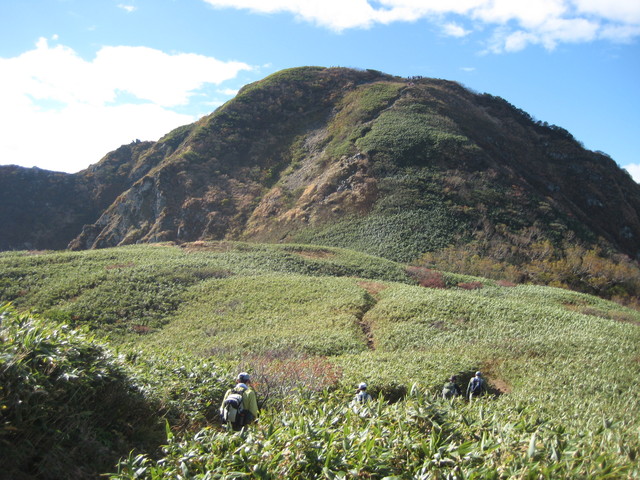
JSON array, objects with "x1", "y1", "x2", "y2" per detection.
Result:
[
  {"x1": 357, "y1": 281, "x2": 388, "y2": 297},
  {"x1": 105, "y1": 262, "x2": 135, "y2": 270},
  {"x1": 564, "y1": 304, "x2": 640, "y2": 326},
  {"x1": 607, "y1": 311, "x2": 640, "y2": 326}
]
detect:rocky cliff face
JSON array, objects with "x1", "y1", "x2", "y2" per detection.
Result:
[
  {"x1": 0, "y1": 139, "x2": 164, "y2": 250},
  {"x1": 3, "y1": 67, "x2": 639, "y2": 261}
]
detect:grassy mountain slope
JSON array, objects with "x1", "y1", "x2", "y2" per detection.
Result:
[
  {"x1": 2, "y1": 67, "x2": 638, "y2": 268},
  {"x1": 71, "y1": 67, "x2": 638, "y2": 263},
  {"x1": 1, "y1": 242, "x2": 639, "y2": 478}
]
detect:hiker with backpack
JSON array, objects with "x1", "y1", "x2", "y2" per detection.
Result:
[
  {"x1": 442, "y1": 375, "x2": 461, "y2": 399},
  {"x1": 353, "y1": 382, "x2": 372, "y2": 403},
  {"x1": 220, "y1": 372, "x2": 259, "y2": 431},
  {"x1": 466, "y1": 371, "x2": 486, "y2": 400}
]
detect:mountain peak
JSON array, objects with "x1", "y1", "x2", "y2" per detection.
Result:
[{"x1": 2, "y1": 67, "x2": 638, "y2": 262}]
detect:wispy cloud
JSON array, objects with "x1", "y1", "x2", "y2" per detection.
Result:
[
  {"x1": 117, "y1": 4, "x2": 137, "y2": 13},
  {"x1": 201, "y1": 0, "x2": 640, "y2": 51},
  {"x1": 442, "y1": 22, "x2": 471, "y2": 38},
  {"x1": 0, "y1": 38, "x2": 252, "y2": 172}
]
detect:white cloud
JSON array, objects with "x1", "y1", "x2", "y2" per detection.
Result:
[
  {"x1": 117, "y1": 4, "x2": 137, "y2": 13},
  {"x1": 442, "y1": 22, "x2": 471, "y2": 38},
  {"x1": 201, "y1": 0, "x2": 640, "y2": 50},
  {"x1": 0, "y1": 38, "x2": 252, "y2": 173},
  {"x1": 573, "y1": 0, "x2": 640, "y2": 24},
  {"x1": 624, "y1": 163, "x2": 640, "y2": 184},
  {"x1": 485, "y1": 15, "x2": 600, "y2": 52},
  {"x1": 471, "y1": 0, "x2": 566, "y2": 28},
  {"x1": 203, "y1": 0, "x2": 444, "y2": 30},
  {"x1": 502, "y1": 30, "x2": 537, "y2": 51},
  {"x1": 218, "y1": 88, "x2": 240, "y2": 95},
  {"x1": 599, "y1": 23, "x2": 640, "y2": 43}
]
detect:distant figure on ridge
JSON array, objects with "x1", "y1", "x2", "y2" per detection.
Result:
[
  {"x1": 442, "y1": 375, "x2": 461, "y2": 399},
  {"x1": 354, "y1": 382, "x2": 372, "y2": 403},
  {"x1": 466, "y1": 371, "x2": 486, "y2": 400},
  {"x1": 220, "y1": 372, "x2": 259, "y2": 431}
]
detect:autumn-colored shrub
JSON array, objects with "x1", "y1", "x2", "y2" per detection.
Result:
[
  {"x1": 419, "y1": 239, "x2": 640, "y2": 306},
  {"x1": 406, "y1": 266, "x2": 446, "y2": 288},
  {"x1": 238, "y1": 352, "x2": 342, "y2": 406}
]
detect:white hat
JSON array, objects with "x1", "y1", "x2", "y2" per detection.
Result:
[{"x1": 358, "y1": 382, "x2": 367, "y2": 389}]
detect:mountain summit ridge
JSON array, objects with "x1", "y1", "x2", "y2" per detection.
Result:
[{"x1": 2, "y1": 66, "x2": 638, "y2": 261}]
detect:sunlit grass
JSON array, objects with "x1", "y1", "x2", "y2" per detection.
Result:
[{"x1": 2, "y1": 242, "x2": 639, "y2": 478}]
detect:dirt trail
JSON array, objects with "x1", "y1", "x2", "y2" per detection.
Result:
[
  {"x1": 355, "y1": 281, "x2": 388, "y2": 350},
  {"x1": 489, "y1": 377, "x2": 512, "y2": 395},
  {"x1": 481, "y1": 358, "x2": 512, "y2": 395}
]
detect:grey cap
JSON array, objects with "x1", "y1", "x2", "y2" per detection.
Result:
[{"x1": 237, "y1": 372, "x2": 250, "y2": 382}]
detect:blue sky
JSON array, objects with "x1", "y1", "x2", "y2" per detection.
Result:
[{"x1": 1, "y1": 0, "x2": 639, "y2": 182}]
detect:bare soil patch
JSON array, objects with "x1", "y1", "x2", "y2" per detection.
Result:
[
  {"x1": 481, "y1": 358, "x2": 512, "y2": 395},
  {"x1": 489, "y1": 377, "x2": 512, "y2": 395}
]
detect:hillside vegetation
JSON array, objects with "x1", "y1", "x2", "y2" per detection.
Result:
[
  {"x1": 3, "y1": 66, "x2": 640, "y2": 307},
  {"x1": 1, "y1": 242, "x2": 639, "y2": 478},
  {"x1": 2, "y1": 68, "x2": 639, "y2": 271}
]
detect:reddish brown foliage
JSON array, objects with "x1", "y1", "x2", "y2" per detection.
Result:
[
  {"x1": 239, "y1": 352, "x2": 342, "y2": 403},
  {"x1": 406, "y1": 266, "x2": 446, "y2": 289},
  {"x1": 131, "y1": 324, "x2": 153, "y2": 334}
]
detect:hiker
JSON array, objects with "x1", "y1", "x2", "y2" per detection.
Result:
[
  {"x1": 220, "y1": 372, "x2": 259, "y2": 431},
  {"x1": 442, "y1": 375, "x2": 461, "y2": 399},
  {"x1": 466, "y1": 371, "x2": 486, "y2": 400},
  {"x1": 353, "y1": 382, "x2": 372, "y2": 403}
]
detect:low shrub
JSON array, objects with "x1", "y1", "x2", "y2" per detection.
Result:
[
  {"x1": 238, "y1": 352, "x2": 343, "y2": 406},
  {"x1": 110, "y1": 392, "x2": 639, "y2": 479},
  {"x1": 0, "y1": 304, "x2": 165, "y2": 480},
  {"x1": 407, "y1": 266, "x2": 446, "y2": 288}
]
